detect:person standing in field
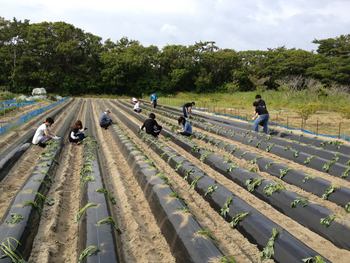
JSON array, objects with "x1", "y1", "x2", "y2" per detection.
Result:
[
  {"x1": 140, "y1": 113, "x2": 162, "y2": 137},
  {"x1": 150, "y1": 93, "x2": 158, "y2": 108},
  {"x1": 99, "y1": 109, "x2": 113, "y2": 129},
  {"x1": 32, "y1": 117, "x2": 59, "y2": 147},
  {"x1": 69, "y1": 120, "x2": 87, "y2": 144},
  {"x1": 182, "y1": 102, "x2": 195, "y2": 118},
  {"x1": 252, "y1": 94, "x2": 269, "y2": 134},
  {"x1": 177, "y1": 116, "x2": 192, "y2": 136}
]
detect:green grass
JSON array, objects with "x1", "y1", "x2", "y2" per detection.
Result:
[{"x1": 154, "y1": 91, "x2": 350, "y2": 112}]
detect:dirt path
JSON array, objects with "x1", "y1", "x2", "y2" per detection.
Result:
[
  {"x1": 29, "y1": 101, "x2": 86, "y2": 263},
  {"x1": 110, "y1": 101, "x2": 350, "y2": 263},
  {"x1": 0, "y1": 100, "x2": 78, "y2": 222},
  {"x1": 105, "y1": 100, "x2": 268, "y2": 263},
  {"x1": 91, "y1": 100, "x2": 176, "y2": 263}
]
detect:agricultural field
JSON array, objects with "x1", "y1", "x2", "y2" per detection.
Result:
[{"x1": 1, "y1": 98, "x2": 350, "y2": 263}]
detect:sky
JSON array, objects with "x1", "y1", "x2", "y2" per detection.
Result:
[{"x1": 1, "y1": 0, "x2": 350, "y2": 51}]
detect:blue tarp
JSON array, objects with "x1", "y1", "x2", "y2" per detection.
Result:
[
  {"x1": 0, "y1": 100, "x2": 37, "y2": 111},
  {"x1": 0, "y1": 98, "x2": 67, "y2": 135}
]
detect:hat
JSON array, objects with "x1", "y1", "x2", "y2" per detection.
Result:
[
  {"x1": 132, "y1": 97, "x2": 138, "y2": 102},
  {"x1": 105, "y1": 109, "x2": 111, "y2": 113}
]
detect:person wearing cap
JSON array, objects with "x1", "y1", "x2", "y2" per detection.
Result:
[
  {"x1": 32, "y1": 117, "x2": 60, "y2": 147},
  {"x1": 182, "y1": 101, "x2": 195, "y2": 118},
  {"x1": 100, "y1": 109, "x2": 113, "y2": 129}
]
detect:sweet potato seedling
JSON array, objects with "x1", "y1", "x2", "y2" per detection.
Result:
[
  {"x1": 0, "y1": 237, "x2": 25, "y2": 263},
  {"x1": 204, "y1": 184, "x2": 218, "y2": 197},
  {"x1": 320, "y1": 214, "x2": 336, "y2": 227},
  {"x1": 263, "y1": 182, "x2": 286, "y2": 196},
  {"x1": 261, "y1": 228, "x2": 279, "y2": 260},
  {"x1": 6, "y1": 213, "x2": 24, "y2": 224},
  {"x1": 291, "y1": 197, "x2": 309, "y2": 208},
  {"x1": 245, "y1": 178, "x2": 263, "y2": 192},
  {"x1": 322, "y1": 185, "x2": 337, "y2": 200},
  {"x1": 76, "y1": 202, "x2": 99, "y2": 222},
  {"x1": 302, "y1": 255, "x2": 326, "y2": 263},
  {"x1": 78, "y1": 245, "x2": 99, "y2": 263},
  {"x1": 230, "y1": 212, "x2": 249, "y2": 228},
  {"x1": 220, "y1": 196, "x2": 233, "y2": 218}
]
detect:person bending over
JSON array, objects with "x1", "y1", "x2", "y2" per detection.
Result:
[
  {"x1": 69, "y1": 120, "x2": 87, "y2": 144},
  {"x1": 252, "y1": 94, "x2": 269, "y2": 134},
  {"x1": 140, "y1": 113, "x2": 162, "y2": 137},
  {"x1": 177, "y1": 116, "x2": 192, "y2": 136},
  {"x1": 182, "y1": 101, "x2": 195, "y2": 118},
  {"x1": 100, "y1": 109, "x2": 113, "y2": 129},
  {"x1": 32, "y1": 117, "x2": 59, "y2": 147}
]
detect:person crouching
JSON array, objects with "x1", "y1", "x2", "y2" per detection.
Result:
[
  {"x1": 69, "y1": 120, "x2": 86, "y2": 144},
  {"x1": 140, "y1": 113, "x2": 162, "y2": 137},
  {"x1": 177, "y1": 116, "x2": 192, "y2": 136}
]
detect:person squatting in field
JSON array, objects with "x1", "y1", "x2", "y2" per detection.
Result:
[
  {"x1": 132, "y1": 98, "x2": 142, "y2": 113},
  {"x1": 69, "y1": 120, "x2": 86, "y2": 144},
  {"x1": 140, "y1": 113, "x2": 162, "y2": 137},
  {"x1": 100, "y1": 109, "x2": 113, "y2": 129},
  {"x1": 183, "y1": 101, "x2": 195, "y2": 118},
  {"x1": 32, "y1": 117, "x2": 60, "y2": 147},
  {"x1": 252, "y1": 94, "x2": 269, "y2": 134},
  {"x1": 150, "y1": 92, "x2": 158, "y2": 108},
  {"x1": 177, "y1": 116, "x2": 192, "y2": 136}
]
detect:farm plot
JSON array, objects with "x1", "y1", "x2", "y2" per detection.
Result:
[{"x1": 1, "y1": 97, "x2": 350, "y2": 263}]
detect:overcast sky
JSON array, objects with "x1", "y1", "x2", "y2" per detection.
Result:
[{"x1": 1, "y1": 0, "x2": 350, "y2": 51}]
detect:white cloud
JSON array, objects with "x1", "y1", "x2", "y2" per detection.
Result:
[{"x1": 0, "y1": 0, "x2": 349, "y2": 50}]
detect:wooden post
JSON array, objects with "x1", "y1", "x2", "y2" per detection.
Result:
[
  {"x1": 338, "y1": 122, "x2": 341, "y2": 138},
  {"x1": 286, "y1": 116, "x2": 289, "y2": 128},
  {"x1": 316, "y1": 119, "x2": 319, "y2": 135}
]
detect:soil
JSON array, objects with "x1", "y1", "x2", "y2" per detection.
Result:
[
  {"x1": 92, "y1": 99, "x2": 176, "y2": 263},
  {"x1": 105, "y1": 100, "x2": 265, "y2": 263}
]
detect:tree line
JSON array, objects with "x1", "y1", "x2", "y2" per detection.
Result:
[{"x1": 0, "y1": 17, "x2": 349, "y2": 96}]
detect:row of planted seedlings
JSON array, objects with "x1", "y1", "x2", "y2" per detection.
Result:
[
  {"x1": 77, "y1": 135, "x2": 119, "y2": 263},
  {"x1": 117, "y1": 101, "x2": 350, "y2": 250},
  {"x1": 110, "y1": 103, "x2": 329, "y2": 263},
  {"x1": 138, "y1": 100, "x2": 350, "y2": 168},
  {"x1": 133, "y1": 101, "x2": 350, "y2": 181},
  {"x1": 108, "y1": 123, "x2": 225, "y2": 263},
  {"x1": 0, "y1": 98, "x2": 75, "y2": 183},
  {"x1": 0, "y1": 100, "x2": 80, "y2": 263},
  {"x1": 138, "y1": 99, "x2": 350, "y2": 156},
  {"x1": 140, "y1": 107, "x2": 350, "y2": 214},
  {"x1": 0, "y1": 139, "x2": 61, "y2": 263}
]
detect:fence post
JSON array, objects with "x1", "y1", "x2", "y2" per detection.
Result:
[
  {"x1": 338, "y1": 122, "x2": 341, "y2": 139},
  {"x1": 316, "y1": 119, "x2": 319, "y2": 135},
  {"x1": 286, "y1": 116, "x2": 289, "y2": 128}
]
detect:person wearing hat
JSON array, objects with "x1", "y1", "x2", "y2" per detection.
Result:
[
  {"x1": 133, "y1": 99, "x2": 142, "y2": 113},
  {"x1": 100, "y1": 109, "x2": 113, "y2": 129}
]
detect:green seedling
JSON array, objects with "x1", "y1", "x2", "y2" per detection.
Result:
[
  {"x1": 175, "y1": 161, "x2": 184, "y2": 171},
  {"x1": 292, "y1": 149, "x2": 299, "y2": 158},
  {"x1": 197, "y1": 228, "x2": 215, "y2": 241},
  {"x1": 178, "y1": 207, "x2": 190, "y2": 213},
  {"x1": 249, "y1": 166, "x2": 258, "y2": 173},
  {"x1": 345, "y1": 202, "x2": 350, "y2": 213},
  {"x1": 226, "y1": 163, "x2": 238, "y2": 172},
  {"x1": 304, "y1": 155, "x2": 315, "y2": 165},
  {"x1": 291, "y1": 197, "x2": 309, "y2": 208},
  {"x1": 97, "y1": 216, "x2": 121, "y2": 233},
  {"x1": 219, "y1": 256, "x2": 236, "y2": 263},
  {"x1": 283, "y1": 146, "x2": 290, "y2": 151},
  {"x1": 255, "y1": 141, "x2": 262, "y2": 148},
  {"x1": 240, "y1": 151, "x2": 248, "y2": 158},
  {"x1": 200, "y1": 151, "x2": 211, "y2": 162},
  {"x1": 263, "y1": 182, "x2": 285, "y2": 196},
  {"x1": 192, "y1": 145, "x2": 200, "y2": 153},
  {"x1": 169, "y1": 191, "x2": 180, "y2": 199},
  {"x1": 261, "y1": 228, "x2": 279, "y2": 260},
  {"x1": 264, "y1": 162, "x2": 274, "y2": 170},
  {"x1": 245, "y1": 178, "x2": 263, "y2": 192},
  {"x1": 76, "y1": 203, "x2": 99, "y2": 222},
  {"x1": 81, "y1": 175, "x2": 95, "y2": 184},
  {"x1": 184, "y1": 169, "x2": 195, "y2": 181},
  {"x1": 0, "y1": 237, "x2": 25, "y2": 263},
  {"x1": 204, "y1": 184, "x2": 218, "y2": 197},
  {"x1": 167, "y1": 154, "x2": 177, "y2": 163},
  {"x1": 302, "y1": 255, "x2": 326, "y2": 263},
  {"x1": 96, "y1": 188, "x2": 117, "y2": 205},
  {"x1": 320, "y1": 214, "x2": 336, "y2": 227},
  {"x1": 341, "y1": 167, "x2": 350, "y2": 178},
  {"x1": 78, "y1": 245, "x2": 99, "y2": 263},
  {"x1": 189, "y1": 176, "x2": 203, "y2": 190},
  {"x1": 279, "y1": 168, "x2": 291, "y2": 178},
  {"x1": 265, "y1": 144, "x2": 274, "y2": 152},
  {"x1": 23, "y1": 200, "x2": 41, "y2": 214},
  {"x1": 220, "y1": 196, "x2": 233, "y2": 218},
  {"x1": 229, "y1": 212, "x2": 249, "y2": 228},
  {"x1": 302, "y1": 174, "x2": 315, "y2": 183},
  {"x1": 6, "y1": 213, "x2": 24, "y2": 224},
  {"x1": 322, "y1": 185, "x2": 337, "y2": 200}
]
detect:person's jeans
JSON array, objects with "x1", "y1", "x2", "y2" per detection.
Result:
[{"x1": 253, "y1": 114, "x2": 269, "y2": 134}]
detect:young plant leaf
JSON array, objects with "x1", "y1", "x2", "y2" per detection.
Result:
[
  {"x1": 320, "y1": 214, "x2": 336, "y2": 227},
  {"x1": 229, "y1": 212, "x2": 249, "y2": 228},
  {"x1": 78, "y1": 245, "x2": 99, "y2": 263},
  {"x1": 322, "y1": 185, "x2": 337, "y2": 200},
  {"x1": 245, "y1": 178, "x2": 263, "y2": 192},
  {"x1": 204, "y1": 184, "x2": 218, "y2": 197},
  {"x1": 302, "y1": 255, "x2": 326, "y2": 263},
  {"x1": 263, "y1": 182, "x2": 285, "y2": 196},
  {"x1": 291, "y1": 197, "x2": 309, "y2": 208},
  {"x1": 261, "y1": 228, "x2": 279, "y2": 260},
  {"x1": 6, "y1": 213, "x2": 24, "y2": 224},
  {"x1": 220, "y1": 196, "x2": 233, "y2": 218},
  {"x1": 76, "y1": 203, "x2": 99, "y2": 222}
]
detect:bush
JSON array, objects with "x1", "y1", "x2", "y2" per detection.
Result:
[
  {"x1": 339, "y1": 106, "x2": 350, "y2": 119},
  {"x1": 298, "y1": 103, "x2": 321, "y2": 121}
]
